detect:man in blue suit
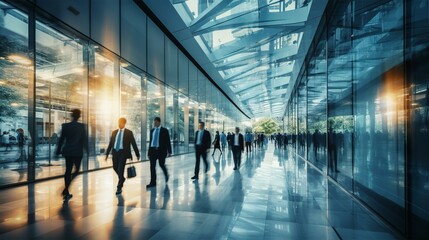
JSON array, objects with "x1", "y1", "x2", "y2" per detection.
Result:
[
  {"x1": 106, "y1": 117, "x2": 140, "y2": 194},
  {"x1": 146, "y1": 117, "x2": 172, "y2": 188},
  {"x1": 56, "y1": 109, "x2": 88, "y2": 202}
]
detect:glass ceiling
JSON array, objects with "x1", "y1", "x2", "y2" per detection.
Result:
[{"x1": 168, "y1": 0, "x2": 313, "y2": 117}]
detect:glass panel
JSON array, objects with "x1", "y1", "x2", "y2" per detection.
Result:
[
  {"x1": 178, "y1": 93, "x2": 188, "y2": 154},
  {"x1": 189, "y1": 100, "x2": 196, "y2": 150},
  {"x1": 0, "y1": 2, "x2": 30, "y2": 186},
  {"x1": 88, "y1": 46, "x2": 119, "y2": 170},
  {"x1": 352, "y1": 0, "x2": 405, "y2": 232},
  {"x1": 307, "y1": 38, "x2": 327, "y2": 172},
  {"x1": 146, "y1": 78, "x2": 163, "y2": 151},
  {"x1": 327, "y1": 1, "x2": 353, "y2": 189},
  {"x1": 165, "y1": 86, "x2": 176, "y2": 154},
  {"x1": 120, "y1": 62, "x2": 143, "y2": 160},
  {"x1": 298, "y1": 80, "x2": 307, "y2": 157},
  {"x1": 407, "y1": 0, "x2": 429, "y2": 237},
  {"x1": 35, "y1": 20, "x2": 87, "y2": 179}
]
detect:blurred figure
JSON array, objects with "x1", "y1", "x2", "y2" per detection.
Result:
[
  {"x1": 220, "y1": 131, "x2": 227, "y2": 150},
  {"x1": 56, "y1": 109, "x2": 88, "y2": 202},
  {"x1": 232, "y1": 127, "x2": 244, "y2": 170},
  {"x1": 244, "y1": 131, "x2": 253, "y2": 153},
  {"x1": 212, "y1": 131, "x2": 222, "y2": 156},
  {"x1": 192, "y1": 122, "x2": 211, "y2": 180},
  {"x1": 2, "y1": 131, "x2": 11, "y2": 151}
]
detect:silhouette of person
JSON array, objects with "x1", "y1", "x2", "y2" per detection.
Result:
[
  {"x1": 212, "y1": 131, "x2": 222, "y2": 156},
  {"x1": 56, "y1": 109, "x2": 88, "y2": 202},
  {"x1": 105, "y1": 117, "x2": 140, "y2": 194}
]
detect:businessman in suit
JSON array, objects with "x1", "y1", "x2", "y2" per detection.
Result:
[
  {"x1": 56, "y1": 109, "x2": 88, "y2": 202},
  {"x1": 191, "y1": 121, "x2": 211, "y2": 180},
  {"x1": 105, "y1": 117, "x2": 140, "y2": 194},
  {"x1": 232, "y1": 127, "x2": 244, "y2": 170},
  {"x1": 146, "y1": 117, "x2": 172, "y2": 188}
]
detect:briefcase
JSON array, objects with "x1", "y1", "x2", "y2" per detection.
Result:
[{"x1": 127, "y1": 165, "x2": 137, "y2": 178}]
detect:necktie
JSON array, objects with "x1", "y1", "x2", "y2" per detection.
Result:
[
  {"x1": 115, "y1": 130, "x2": 122, "y2": 151},
  {"x1": 153, "y1": 128, "x2": 159, "y2": 147}
]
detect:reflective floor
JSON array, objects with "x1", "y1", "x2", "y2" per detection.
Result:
[{"x1": 0, "y1": 144, "x2": 400, "y2": 239}]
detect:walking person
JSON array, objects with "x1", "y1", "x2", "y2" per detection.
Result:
[
  {"x1": 212, "y1": 131, "x2": 222, "y2": 156},
  {"x1": 220, "y1": 131, "x2": 227, "y2": 150},
  {"x1": 244, "y1": 131, "x2": 253, "y2": 153},
  {"x1": 56, "y1": 109, "x2": 88, "y2": 202},
  {"x1": 2, "y1": 131, "x2": 11, "y2": 151},
  {"x1": 105, "y1": 117, "x2": 140, "y2": 194},
  {"x1": 146, "y1": 117, "x2": 172, "y2": 188},
  {"x1": 226, "y1": 132, "x2": 232, "y2": 151},
  {"x1": 232, "y1": 127, "x2": 244, "y2": 170},
  {"x1": 191, "y1": 122, "x2": 211, "y2": 180}
]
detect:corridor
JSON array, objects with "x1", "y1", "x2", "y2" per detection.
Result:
[{"x1": 0, "y1": 144, "x2": 400, "y2": 239}]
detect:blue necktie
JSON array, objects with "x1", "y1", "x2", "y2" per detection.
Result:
[
  {"x1": 115, "y1": 130, "x2": 122, "y2": 151},
  {"x1": 153, "y1": 128, "x2": 159, "y2": 147}
]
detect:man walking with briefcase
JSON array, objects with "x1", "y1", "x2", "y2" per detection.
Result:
[{"x1": 106, "y1": 117, "x2": 140, "y2": 194}]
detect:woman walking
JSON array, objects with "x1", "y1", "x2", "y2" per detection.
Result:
[{"x1": 212, "y1": 131, "x2": 223, "y2": 156}]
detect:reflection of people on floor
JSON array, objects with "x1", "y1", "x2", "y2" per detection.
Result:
[
  {"x1": 212, "y1": 155, "x2": 221, "y2": 185},
  {"x1": 161, "y1": 185, "x2": 170, "y2": 209}
]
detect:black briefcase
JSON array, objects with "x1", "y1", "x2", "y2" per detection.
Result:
[{"x1": 127, "y1": 165, "x2": 136, "y2": 178}]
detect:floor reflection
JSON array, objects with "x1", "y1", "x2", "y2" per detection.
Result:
[{"x1": 0, "y1": 143, "x2": 400, "y2": 239}]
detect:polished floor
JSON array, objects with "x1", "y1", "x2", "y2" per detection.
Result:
[{"x1": 0, "y1": 144, "x2": 400, "y2": 239}]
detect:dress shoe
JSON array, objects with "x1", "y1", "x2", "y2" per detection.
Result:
[
  {"x1": 191, "y1": 176, "x2": 198, "y2": 180},
  {"x1": 233, "y1": 167, "x2": 237, "y2": 170},
  {"x1": 146, "y1": 183, "x2": 156, "y2": 188},
  {"x1": 115, "y1": 187, "x2": 122, "y2": 194}
]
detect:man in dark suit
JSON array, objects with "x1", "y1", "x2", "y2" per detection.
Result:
[
  {"x1": 56, "y1": 109, "x2": 87, "y2": 202},
  {"x1": 105, "y1": 117, "x2": 140, "y2": 194},
  {"x1": 191, "y1": 122, "x2": 211, "y2": 180},
  {"x1": 232, "y1": 127, "x2": 244, "y2": 170},
  {"x1": 146, "y1": 117, "x2": 172, "y2": 188}
]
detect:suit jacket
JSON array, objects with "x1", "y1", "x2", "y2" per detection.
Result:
[
  {"x1": 232, "y1": 133, "x2": 245, "y2": 151},
  {"x1": 56, "y1": 121, "x2": 87, "y2": 157},
  {"x1": 148, "y1": 127, "x2": 172, "y2": 158},
  {"x1": 106, "y1": 128, "x2": 140, "y2": 160},
  {"x1": 195, "y1": 130, "x2": 211, "y2": 151}
]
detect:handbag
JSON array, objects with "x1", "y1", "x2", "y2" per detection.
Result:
[{"x1": 127, "y1": 165, "x2": 137, "y2": 178}]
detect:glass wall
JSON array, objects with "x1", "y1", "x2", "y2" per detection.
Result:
[
  {"x1": 406, "y1": 0, "x2": 429, "y2": 238},
  {"x1": 0, "y1": 1, "x2": 30, "y2": 185},
  {"x1": 326, "y1": 1, "x2": 353, "y2": 190},
  {"x1": 35, "y1": 19, "x2": 87, "y2": 178},
  {"x1": 88, "y1": 46, "x2": 119, "y2": 170},
  {"x1": 352, "y1": 0, "x2": 405, "y2": 231},
  {"x1": 146, "y1": 78, "x2": 163, "y2": 151},
  {"x1": 0, "y1": 0, "x2": 243, "y2": 189},
  {"x1": 287, "y1": 0, "x2": 426, "y2": 236},
  {"x1": 306, "y1": 38, "x2": 327, "y2": 171},
  {"x1": 120, "y1": 62, "x2": 143, "y2": 160}
]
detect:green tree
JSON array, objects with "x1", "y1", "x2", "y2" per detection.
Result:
[
  {"x1": 252, "y1": 118, "x2": 281, "y2": 135},
  {"x1": 0, "y1": 85, "x2": 20, "y2": 123}
]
